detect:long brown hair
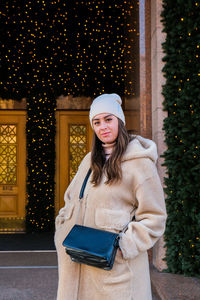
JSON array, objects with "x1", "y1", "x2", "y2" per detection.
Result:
[{"x1": 91, "y1": 119, "x2": 133, "y2": 185}]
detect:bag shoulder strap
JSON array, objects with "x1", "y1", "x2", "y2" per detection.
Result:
[{"x1": 79, "y1": 168, "x2": 92, "y2": 199}]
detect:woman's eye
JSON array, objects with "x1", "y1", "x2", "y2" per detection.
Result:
[
  {"x1": 106, "y1": 118, "x2": 112, "y2": 122},
  {"x1": 94, "y1": 121, "x2": 100, "y2": 126}
]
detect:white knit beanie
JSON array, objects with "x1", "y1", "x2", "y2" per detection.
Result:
[{"x1": 89, "y1": 93, "x2": 125, "y2": 127}]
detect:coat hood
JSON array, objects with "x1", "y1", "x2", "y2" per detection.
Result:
[{"x1": 122, "y1": 135, "x2": 158, "y2": 163}]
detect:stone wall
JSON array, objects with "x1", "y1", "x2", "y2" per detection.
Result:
[{"x1": 151, "y1": 0, "x2": 167, "y2": 271}]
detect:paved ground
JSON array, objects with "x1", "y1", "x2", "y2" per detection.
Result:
[
  {"x1": 0, "y1": 268, "x2": 58, "y2": 300},
  {"x1": 151, "y1": 265, "x2": 200, "y2": 300},
  {"x1": 0, "y1": 251, "x2": 58, "y2": 300},
  {"x1": 1, "y1": 234, "x2": 200, "y2": 300},
  {"x1": 4, "y1": 250, "x2": 200, "y2": 300},
  {"x1": 0, "y1": 251, "x2": 159, "y2": 300}
]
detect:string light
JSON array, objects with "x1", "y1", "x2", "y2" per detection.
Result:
[
  {"x1": 0, "y1": 0, "x2": 138, "y2": 99},
  {"x1": 0, "y1": 0, "x2": 139, "y2": 232}
]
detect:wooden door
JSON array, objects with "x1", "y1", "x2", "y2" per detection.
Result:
[
  {"x1": 0, "y1": 111, "x2": 26, "y2": 232},
  {"x1": 55, "y1": 111, "x2": 93, "y2": 215}
]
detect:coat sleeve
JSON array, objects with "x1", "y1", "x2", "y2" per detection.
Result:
[{"x1": 119, "y1": 170, "x2": 167, "y2": 260}]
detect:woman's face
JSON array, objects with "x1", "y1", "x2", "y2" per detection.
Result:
[{"x1": 92, "y1": 113, "x2": 119, "y2": 144}]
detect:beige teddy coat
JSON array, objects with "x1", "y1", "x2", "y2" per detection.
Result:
[{"x1": 55, "y1": 136, "x2": 167, "y2": 300}]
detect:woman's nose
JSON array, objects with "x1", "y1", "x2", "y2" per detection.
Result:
[{"x1": 100, "y1": 121, "x2": 107, "y2": 130}]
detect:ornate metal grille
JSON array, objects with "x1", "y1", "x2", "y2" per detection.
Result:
[
  {"x1": 0, "y1": 125, "x2": 17, "y2": 185},
  {"x1": 69, "y1": 124, "x2": 87, "y2": 181},
  {"x1": 0, "y1": 217, "x2": 25, "y2": 233}
]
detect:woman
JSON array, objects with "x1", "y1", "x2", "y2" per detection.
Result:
[{"x1": 55, "y1": 93, "x2": 167, "y2": 300}]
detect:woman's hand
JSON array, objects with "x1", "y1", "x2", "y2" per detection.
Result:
[{"x1": 118, "y1": 248, "x2": 123, "y2": 258}]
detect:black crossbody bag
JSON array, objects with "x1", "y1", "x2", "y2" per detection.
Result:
[{"x1": 62, "y1": 169, "x2": 124, "y2": 271}]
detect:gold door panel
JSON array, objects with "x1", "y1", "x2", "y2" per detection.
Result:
[
  {"x1": 0, "y1": 111, "x2": 26, "y2": 233},
  {"x1": 55, "y1": 111, "x2": 93, "y2": 215},
  {"x1": 0, "y1": 195, "x2": 17, "y2": 212}
]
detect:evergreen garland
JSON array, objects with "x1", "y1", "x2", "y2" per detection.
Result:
[
  {"x1": 161, "y1": 0, "x2": 200, "y2": 277},
  {"x1": 26, "y1": 91, "x2": 56, "y2": 232}
]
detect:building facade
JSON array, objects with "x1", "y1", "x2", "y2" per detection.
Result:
[{"x1": 0, "y1": 0, "x2": 166, "y2": 270}]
